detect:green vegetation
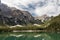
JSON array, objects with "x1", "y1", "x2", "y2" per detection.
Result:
[
  {"x1": 0, "y1": 24, "x2": 45, "y2": 32},
  {"x1": 0, "y1": 14, "x2": 60, "y2": 32},
  {"x1": 46, "y1": 15, "x2": 60, "y2": 32}
]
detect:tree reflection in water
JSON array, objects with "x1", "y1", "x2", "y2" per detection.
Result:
[{"x1": 0, "y1": 32, "x2": 60, "y2": 40}]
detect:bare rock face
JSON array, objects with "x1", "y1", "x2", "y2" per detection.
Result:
[
  {"x1": 34, "y1": 14, "x2": 51, "y2": 22},
  {"x1": 0, "y1": 3, "x2": 34, "y2": 26}
]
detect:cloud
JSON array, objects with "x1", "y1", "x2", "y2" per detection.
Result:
[
  {"x1": 1, "y1": 0, "x2": 60, "y2": 16},
  {"x1": 1, "y1": 0, "x2": 40, "y2": 7},
  {"x1": 35, "y1": 1, "x2": 56, "y2": 16}
]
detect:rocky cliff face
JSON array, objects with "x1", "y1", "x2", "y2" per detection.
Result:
[
  {"x1": 34, "y1": 15, "x2": 51, "y2": 22},
  {"x1": 0, "y1": 3, "x2": 34, "y2": 26}
]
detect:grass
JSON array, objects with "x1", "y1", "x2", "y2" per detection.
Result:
[{"x1": 0, "y1": 20, "x2": 51, "y2": 32}]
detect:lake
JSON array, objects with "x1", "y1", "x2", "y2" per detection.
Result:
[{"x1": 0, "y1": 32, "x2": 60, "y2": 40}]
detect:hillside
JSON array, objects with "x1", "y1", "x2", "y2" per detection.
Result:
[
  {"x1": 0, "y1": 3, "x2": 35, "y2": 26},
  {"x1": 46, "y1": 15, "x2": 60, "y2": 32}
]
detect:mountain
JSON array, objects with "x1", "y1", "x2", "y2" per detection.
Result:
[
  {"x1": 46, "y1": 14, "x2": 60, "y2": 32},
  {"x1": 0, "y1": 3, "x2": 34, "y2": 26},
  {"x1": 34, "y1": 14, "x2": 51, "y2": 22}
]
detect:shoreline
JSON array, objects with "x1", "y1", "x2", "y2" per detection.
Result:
[{"x1": 12, "y1": 30, "x2": 48, "y2": 32}]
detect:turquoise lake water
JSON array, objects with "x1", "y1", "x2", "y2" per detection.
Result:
[{"x1": 0, "y1": 32, "x2": 60, "y2": 40}]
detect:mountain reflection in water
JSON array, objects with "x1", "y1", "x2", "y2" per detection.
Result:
[{"x1": 0, "y1": 32, "x2": 60, "y2": 40}]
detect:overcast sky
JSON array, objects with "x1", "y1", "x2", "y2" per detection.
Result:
[{"x1": 1, "y1": 0, "x2": 60, "y2": 16}]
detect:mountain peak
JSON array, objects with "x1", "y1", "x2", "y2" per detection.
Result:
[{"x1": 0, "y1": 3, "x2": 35, "y2": 26}]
